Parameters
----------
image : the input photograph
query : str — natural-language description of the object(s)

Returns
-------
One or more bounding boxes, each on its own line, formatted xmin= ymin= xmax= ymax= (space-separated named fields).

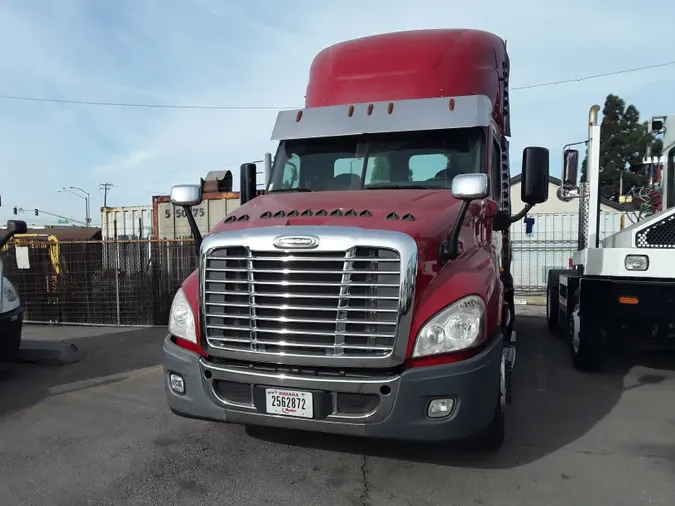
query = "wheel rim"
xmin=570 ymin=305 xmax=580 ymax=353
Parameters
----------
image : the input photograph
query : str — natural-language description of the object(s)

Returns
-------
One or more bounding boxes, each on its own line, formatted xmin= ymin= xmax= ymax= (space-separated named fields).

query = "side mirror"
xmin=441 ymin=174 xmax=490 ymax=265
xmin=170 ymin=184 xmax=202 ymax=207
xmin=169 ymin=184 xmax=203 ymax=256
xmin=0 ymin=220 xmax=28 ymax=249
xmin=240 ymin=163 xmax=257 ymax=205
xmin=451 ymin=173 xmax=489 ymax=200
xmin=521 ymin=147 xmax=550 ymax=205
xmin=562 ymin=149 xmax=579 ymax=188
xmin=7 ymin=220 xmax=28 ymax=236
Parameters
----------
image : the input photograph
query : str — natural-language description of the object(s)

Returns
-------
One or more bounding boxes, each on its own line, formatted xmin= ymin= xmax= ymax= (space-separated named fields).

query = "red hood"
xmin=210 ymin=190 xmax=464 ymax=248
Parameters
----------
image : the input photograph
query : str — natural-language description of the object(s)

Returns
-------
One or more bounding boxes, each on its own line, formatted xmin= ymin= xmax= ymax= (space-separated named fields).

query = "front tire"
xmin=471 ymin=357 xmax=507 ymax=452
xmin=569 ymin=293 xmax=607 ymax=372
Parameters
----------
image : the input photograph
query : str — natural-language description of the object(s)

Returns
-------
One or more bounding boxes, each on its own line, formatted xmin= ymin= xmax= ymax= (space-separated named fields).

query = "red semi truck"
xmin=163 ymin=29 xmax=549 ymax=451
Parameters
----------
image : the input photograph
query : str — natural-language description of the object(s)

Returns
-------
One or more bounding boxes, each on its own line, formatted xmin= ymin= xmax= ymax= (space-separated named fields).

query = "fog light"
xmin=427 ymin=398 xmax=455 ymax=418
xmin=169 ymin=373 xmax=185 ymax=395
xmin=625 ymin=255 xmax=648 ymax=271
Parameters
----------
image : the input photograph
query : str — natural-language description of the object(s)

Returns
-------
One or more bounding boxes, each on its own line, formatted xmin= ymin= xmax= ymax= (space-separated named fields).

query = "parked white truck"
xmin=547 ymin=106 xmax=675 ymax=371
xmin=0 ymin=220 xmax=28 ymax=361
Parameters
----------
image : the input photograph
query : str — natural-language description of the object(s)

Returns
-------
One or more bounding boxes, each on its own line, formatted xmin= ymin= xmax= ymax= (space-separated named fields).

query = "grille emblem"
xmin=273 ymin=235 xmax=319 ymax=249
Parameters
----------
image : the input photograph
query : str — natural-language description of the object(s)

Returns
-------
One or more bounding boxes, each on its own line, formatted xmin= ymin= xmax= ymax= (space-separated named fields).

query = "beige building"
xmin=510 ymin=174 xmax=624 ymax=215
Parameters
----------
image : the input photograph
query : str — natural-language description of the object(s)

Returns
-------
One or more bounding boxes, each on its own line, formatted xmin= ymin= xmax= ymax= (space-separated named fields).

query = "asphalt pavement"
xmin=1 ymin=308 xmax=674 ymax=506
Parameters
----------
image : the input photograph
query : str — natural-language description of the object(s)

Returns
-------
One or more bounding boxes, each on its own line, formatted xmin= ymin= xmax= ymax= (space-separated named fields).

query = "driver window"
xmin=281 ymin=154 xmax=300 ymax=189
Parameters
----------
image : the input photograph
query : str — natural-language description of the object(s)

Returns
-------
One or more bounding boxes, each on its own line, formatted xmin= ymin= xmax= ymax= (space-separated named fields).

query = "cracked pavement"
xmin=1 ymin=308 xmax=675 ymax=506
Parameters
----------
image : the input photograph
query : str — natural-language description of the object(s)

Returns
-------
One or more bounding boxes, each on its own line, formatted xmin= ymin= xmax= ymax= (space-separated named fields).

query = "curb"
xmin=514 ymin=295 xmax=546 ymax=306
xmin=17 ymin=340 xmax=81 ymax=365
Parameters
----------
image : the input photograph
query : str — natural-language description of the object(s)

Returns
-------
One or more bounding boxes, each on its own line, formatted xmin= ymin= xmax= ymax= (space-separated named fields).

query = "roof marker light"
xmin=347 ymin=105 xmax=354 ymax=117
xmin=295 ymin=110 xmax=303 ymax=122
xmin=387 ymin=102 xmax=394 ymax=114
xmin=367 ymin=104 xmax=374 ymax=116
xmin=449 ymin=98 xmax=455 ymax=111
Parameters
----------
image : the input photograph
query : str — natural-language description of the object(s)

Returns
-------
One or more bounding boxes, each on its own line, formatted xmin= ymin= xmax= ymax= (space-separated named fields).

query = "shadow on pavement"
xmin=0 ymin=326 xmax=166 ymax=419
xmin=247 ymin=315 xmax=675 ymax=469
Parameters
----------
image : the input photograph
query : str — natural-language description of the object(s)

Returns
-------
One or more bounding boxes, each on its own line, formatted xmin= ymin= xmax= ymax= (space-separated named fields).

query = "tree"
xmin=580 ymin=94 xmax=661 ymax=200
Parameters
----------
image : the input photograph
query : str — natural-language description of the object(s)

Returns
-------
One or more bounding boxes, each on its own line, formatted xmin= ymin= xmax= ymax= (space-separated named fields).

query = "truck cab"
xmin=0 ymin=220 xmax=28 ymax=361
xmin=163 ymin=29 xmax=549 ymax=451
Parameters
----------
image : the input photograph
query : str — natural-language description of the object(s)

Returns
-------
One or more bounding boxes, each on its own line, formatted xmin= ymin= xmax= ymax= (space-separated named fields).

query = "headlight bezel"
xmin=168 ymin=287 xmax=197 ymax=344
xmin=412 ymin=294 xmax=487 ymax=359
xmin=624 ymin=254 xmax=649 ymax=272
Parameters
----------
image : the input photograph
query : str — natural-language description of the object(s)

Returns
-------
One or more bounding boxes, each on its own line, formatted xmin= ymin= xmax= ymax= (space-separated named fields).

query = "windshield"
xmin=267 ymin=127 xmax=486 ymax=192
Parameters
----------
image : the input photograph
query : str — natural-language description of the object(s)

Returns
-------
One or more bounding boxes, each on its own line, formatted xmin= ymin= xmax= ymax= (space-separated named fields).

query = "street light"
xmin=58 ymin=186 xmax=91 ymax=227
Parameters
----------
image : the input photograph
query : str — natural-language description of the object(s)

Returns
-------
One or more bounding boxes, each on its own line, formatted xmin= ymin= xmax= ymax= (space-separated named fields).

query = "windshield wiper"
xmin=365 ymin=184 xmax=437 ymax=190
xmin=267 ymin=187 xmax=314 ymax=193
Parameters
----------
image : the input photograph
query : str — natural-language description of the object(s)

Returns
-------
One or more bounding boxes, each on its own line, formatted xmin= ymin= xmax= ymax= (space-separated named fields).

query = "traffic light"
xmin=13 ymin=207 xmax=17 ymax=215
xmin=34 ymin=208 xmax=39 ymax=216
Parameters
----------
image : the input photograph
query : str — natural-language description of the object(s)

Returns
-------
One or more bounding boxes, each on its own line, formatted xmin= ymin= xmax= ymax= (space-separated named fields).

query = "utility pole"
xmin=100 ymin=183 xmax=113 ymax=208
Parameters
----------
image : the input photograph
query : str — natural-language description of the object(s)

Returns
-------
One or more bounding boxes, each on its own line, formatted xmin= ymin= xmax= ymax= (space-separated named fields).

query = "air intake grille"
xmin=636 ymin=215 xmax=675 ymax=248
xmin=202 ymin=247 xmax=402 ymax=358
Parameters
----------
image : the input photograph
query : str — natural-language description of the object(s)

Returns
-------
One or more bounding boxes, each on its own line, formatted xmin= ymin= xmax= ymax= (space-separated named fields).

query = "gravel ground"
xmin=1 ymin=310 xmax=674 ymax=506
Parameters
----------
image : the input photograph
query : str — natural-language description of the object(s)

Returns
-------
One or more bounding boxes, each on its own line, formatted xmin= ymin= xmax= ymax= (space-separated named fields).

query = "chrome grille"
xmin=203 ymin=246 xmax=402 ymax=358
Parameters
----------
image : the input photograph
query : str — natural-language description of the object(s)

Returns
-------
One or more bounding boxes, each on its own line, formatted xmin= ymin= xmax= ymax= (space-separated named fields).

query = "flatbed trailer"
xmin=547 ymin=106 xmax=675 ymax=371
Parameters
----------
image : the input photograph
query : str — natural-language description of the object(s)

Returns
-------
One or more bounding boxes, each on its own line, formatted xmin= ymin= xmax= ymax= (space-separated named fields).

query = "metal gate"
xmin=511 ymin=212 xmax=623 ymax=293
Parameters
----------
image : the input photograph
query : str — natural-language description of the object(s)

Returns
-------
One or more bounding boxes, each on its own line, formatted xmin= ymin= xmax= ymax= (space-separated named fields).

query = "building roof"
xmin=509 ymin=174 xmax=623 ymax=211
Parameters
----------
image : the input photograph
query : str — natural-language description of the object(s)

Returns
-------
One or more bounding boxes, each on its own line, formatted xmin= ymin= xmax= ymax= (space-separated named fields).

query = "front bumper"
xmin=163 ymin=333 xmax=504 ymax=442
xmin=580 ymin=276 xmax=675 ymax=346
xmin=0 ymin=307 xmax=23 ymax=361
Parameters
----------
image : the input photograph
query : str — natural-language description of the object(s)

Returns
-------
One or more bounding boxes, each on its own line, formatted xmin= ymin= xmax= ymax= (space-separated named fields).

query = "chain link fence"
xmin=2 ymin=213 xmax=626 ymax=325
xmin=2 ymin=238 xmax=196 ymax=326
xmin=511 ymin=212 xmax=623 ymax=293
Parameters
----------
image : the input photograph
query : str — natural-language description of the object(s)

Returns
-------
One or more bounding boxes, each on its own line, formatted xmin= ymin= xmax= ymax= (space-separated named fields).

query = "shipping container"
xmin=100 ymin=205 xmax=154 ymax=273
xmin=101 ymin=205 xmax=154 ymax=240
xmin=153 ymin=193 xmax=241 ymax=240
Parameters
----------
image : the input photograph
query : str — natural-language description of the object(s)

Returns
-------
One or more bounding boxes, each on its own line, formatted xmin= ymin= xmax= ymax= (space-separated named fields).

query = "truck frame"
xmin=547 ymin=106 xmax=675 ymax=371
xmin=162 ymin=29 xmax=550 ymax=451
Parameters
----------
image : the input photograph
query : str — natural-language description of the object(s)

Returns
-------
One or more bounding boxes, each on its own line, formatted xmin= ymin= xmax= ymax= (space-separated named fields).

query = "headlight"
xmin=412 ymin=295 xmax=485 ymax=358
xmin=3 ymin=280 xmax=18 ymax=303
xmin=168 ymin=287 xmax=197 ymax=344
xmin=625 ymin=254 xmax=648 ymax=271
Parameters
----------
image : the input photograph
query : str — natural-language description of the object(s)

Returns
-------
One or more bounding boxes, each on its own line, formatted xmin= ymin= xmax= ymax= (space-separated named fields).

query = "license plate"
xmin=265 ymin=389 xmax=313 ymax=418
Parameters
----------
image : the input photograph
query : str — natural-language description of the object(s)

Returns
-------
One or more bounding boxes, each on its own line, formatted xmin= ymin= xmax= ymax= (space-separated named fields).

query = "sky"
xmin=1 ymin=0 xmax=674 ymax=227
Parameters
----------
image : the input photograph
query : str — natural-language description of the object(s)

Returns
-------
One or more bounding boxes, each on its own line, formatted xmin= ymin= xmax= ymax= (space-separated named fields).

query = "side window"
xmin=281 ymin=154 xmax=300 ymax=189
xmin=491 ymin=139 xmax=501 ymax=201
xmin=334 ymin=157 xmax=366 ymax=177
xmin=409 ymin=154 xmax=449 ymax=181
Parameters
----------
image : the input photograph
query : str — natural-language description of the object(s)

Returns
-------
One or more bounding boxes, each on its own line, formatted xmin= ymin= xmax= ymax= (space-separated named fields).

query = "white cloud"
xmin=1 ymin=0 xmax=674 ymax=224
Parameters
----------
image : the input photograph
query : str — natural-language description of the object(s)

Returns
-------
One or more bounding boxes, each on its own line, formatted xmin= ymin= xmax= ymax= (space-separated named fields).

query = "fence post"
xmin=114 ymin=220 xmax=121 ymax=325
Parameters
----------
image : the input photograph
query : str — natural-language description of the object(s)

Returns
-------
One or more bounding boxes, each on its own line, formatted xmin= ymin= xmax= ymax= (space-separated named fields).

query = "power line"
xmin=511 ymin=60 xmax=675 ymax=91
xmin=0 ymin=94 xmax=292 ymax=110
xmin=1 ymin=60 xmax=673 ymax=110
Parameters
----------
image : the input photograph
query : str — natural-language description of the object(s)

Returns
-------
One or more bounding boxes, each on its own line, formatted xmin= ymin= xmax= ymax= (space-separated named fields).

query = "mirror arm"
xmin=183 ymin=206 xmax=203 ymax=255
xmin=509 ymin=203 xmax=534 ymax=223
xmin=439 ymin=199 xmax=471 ymax=265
